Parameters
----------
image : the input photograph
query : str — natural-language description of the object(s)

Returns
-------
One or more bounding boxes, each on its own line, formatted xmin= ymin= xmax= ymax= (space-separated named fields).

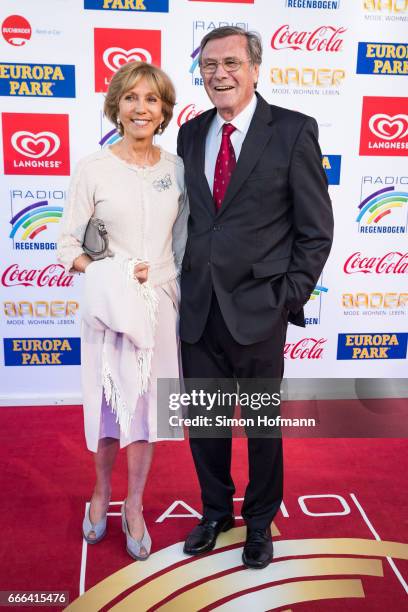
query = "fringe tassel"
xmin=101 ymin=261 xmax=159 ymax=438
xmin=102 ymin=345 xmax=154 ymax=437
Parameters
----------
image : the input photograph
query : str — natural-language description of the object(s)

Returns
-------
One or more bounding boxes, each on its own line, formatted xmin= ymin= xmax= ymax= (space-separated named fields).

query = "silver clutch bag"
xmin=82 ymin=217 xmax=111 ymax=260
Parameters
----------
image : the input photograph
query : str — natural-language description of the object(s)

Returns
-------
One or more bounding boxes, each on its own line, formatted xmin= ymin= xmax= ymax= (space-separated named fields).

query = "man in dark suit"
xmin=177 ymin=26 xmax=333 ymax=568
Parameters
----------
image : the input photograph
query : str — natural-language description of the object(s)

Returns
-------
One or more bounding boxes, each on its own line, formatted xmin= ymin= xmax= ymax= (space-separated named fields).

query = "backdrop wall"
xmin=0 ymin=0 xmax=407 ymax=403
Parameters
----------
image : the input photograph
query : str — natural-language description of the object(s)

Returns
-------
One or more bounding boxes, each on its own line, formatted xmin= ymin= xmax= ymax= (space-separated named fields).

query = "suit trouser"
xmin=181 ymin=292 xmax=287 ymax=530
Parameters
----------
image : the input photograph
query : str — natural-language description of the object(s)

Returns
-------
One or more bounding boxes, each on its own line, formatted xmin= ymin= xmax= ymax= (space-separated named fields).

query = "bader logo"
xmin=0 ymin=63 xmax=75 ymax=97
xmin=2 ymin=113 xmax=70 ymax=176
xmin=270 ymin=66 xmax=345 ymax=95
xmin=1 ymin=15 xmax=31 ymax=46
xmin=356 ymin=184 xmax=408 ymax=234
xmin=337 ymin=333 xmax=408 ymax=360
xmin=84 ymin=0 xmax=169 ymax=10
xmin=94 ymin=28 xmax=161 ymax=93
xmin=357 ymin=43 xmax=408 ymax=75
xmin=322 ymin=155 xmax=341 ymax=184
xmin=363 ymin=0 xmax=408 ymax=14
xmin=3 ymin=300 xmax=79 ymax=327
xmin=342 ymin=292 xmax=408 ymax=317
xmin=359 ymin=97 xmax=408 ymax=156
xmin=3 ymin=337 xmax=81 ymax=366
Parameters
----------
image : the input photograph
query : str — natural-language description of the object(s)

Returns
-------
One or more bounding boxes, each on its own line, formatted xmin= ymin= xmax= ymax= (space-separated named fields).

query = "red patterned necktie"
xmin=213 ymin=123 xmax=236 ymax=210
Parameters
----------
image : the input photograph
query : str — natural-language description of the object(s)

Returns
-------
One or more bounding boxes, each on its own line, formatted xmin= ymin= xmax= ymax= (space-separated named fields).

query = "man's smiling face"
xmin=200 ymin=35 xmax=259 ymax=120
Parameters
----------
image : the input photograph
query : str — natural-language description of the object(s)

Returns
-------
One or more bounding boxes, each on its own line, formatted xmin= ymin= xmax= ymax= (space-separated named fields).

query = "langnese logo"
xmin=85 ymin=0 xmax=169 ymax=10
xmin=9 ymin=187 xmax=66 ymax=251
xmin=4 ymin=300 xmax=79 ymax=327
xmin=359 ymin=97 xmax=408 ymax=156
xmin=342 ymin=292 xmax=408 ymax=317
xmin=0 ymin=63 xmax=75 ymax=97
xmin=337 ymin=333 xmax=408 ymax=360
xmin=356 ymin=183 xmax=408 ymax=234
xmin=285 ymin=0 xmax=341 ymax=8
xmin=94 ymin=28 xmax=161 ymax=93
xmin=2 ymin=113 xmax=70 ymax=176
xmin=270 ymin=66 xmax=345 ymax=95
xmin=322 ymin=155 xmax=341 ymax=184
xmin=270 ymin=25 xmax=346 ymax=52
xmin=190 ymin=20 xmax=248 ymax=86
xmin=357 ymin=43 xmax=408 ymax=76
xmin=305 ymin=283 xmax=328 ymax=325
xmin=284 ymin=338 xmax=327 ymax=359
xmin=1 ymin=15 xmax=31 ymax=46
xmin=3 ymin=337 xmax=81 ymax=366
xmin=343 ymin=251 xmax=408 ymax=274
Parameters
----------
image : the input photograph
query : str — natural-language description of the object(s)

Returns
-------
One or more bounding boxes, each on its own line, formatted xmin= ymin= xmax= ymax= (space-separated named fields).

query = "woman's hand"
xmin=134 ymin=262 xmax=149 ymax=284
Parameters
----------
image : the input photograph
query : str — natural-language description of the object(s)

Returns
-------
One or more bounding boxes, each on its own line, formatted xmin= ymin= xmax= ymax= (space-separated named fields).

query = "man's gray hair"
xmin=199 ymin=26 xmax=262 ymax=66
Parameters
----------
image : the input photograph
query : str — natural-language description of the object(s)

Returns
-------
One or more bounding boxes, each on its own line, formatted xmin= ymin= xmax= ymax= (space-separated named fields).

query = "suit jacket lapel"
xmin=217 ymin=94 xmax=274 ymax=216
xmin=193 ymin=108 xmax=216 ymax=209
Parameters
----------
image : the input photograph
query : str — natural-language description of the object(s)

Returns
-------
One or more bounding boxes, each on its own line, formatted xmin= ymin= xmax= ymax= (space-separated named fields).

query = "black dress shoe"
xmin=183 ymin=516 xmax=235 ymax=555
xmin=242 ymin=526 xmax=273 ymax=569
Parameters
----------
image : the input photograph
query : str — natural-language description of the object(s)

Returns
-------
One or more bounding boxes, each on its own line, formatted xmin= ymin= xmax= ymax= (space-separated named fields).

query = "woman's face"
xmin=117 ymin=77 xmax=164 ymax=142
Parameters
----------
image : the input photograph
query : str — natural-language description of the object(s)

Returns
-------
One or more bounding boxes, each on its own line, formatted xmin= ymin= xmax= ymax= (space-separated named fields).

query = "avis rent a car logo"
xmin=359 ymin=96 xmax=408 ymax=156
xmin=94 ymin=28 xmax=161 ymax=92
xmin=2 ymin=113 xmax=70 ymax=176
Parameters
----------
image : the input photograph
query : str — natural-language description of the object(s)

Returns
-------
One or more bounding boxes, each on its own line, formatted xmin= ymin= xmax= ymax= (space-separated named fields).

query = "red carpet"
xmin=0 ymin=405 xmax=407 ymax=611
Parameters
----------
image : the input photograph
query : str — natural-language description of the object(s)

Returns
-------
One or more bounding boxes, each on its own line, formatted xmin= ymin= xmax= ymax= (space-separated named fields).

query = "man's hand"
xmin=134 ymin=262 xmax=149 ymax=284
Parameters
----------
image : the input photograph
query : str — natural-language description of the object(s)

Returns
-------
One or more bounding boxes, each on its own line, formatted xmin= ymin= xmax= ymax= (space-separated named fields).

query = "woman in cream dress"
xmin=57 ymin=62 xmax=188 ymax=560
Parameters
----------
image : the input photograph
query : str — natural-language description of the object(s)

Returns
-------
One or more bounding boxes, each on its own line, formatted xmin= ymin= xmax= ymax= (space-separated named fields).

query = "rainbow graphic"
xmin=189 ymin=46 xmax=200 ymax=75
xmin=309 ymin=285 xmax=328 ymax=301
xmin=9 ymin=200 xmax=63 ymax=241
xmin=99 ymin=128 xmax=121 ymax=148
xmin=357 ymin=186 xmax=408 ymax=226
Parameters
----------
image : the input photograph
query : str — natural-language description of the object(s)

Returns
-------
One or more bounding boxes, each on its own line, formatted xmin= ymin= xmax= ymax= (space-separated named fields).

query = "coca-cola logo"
xmin=102 ymin=47 xmax=152 ymax=72
xmin=368 ymin=113 xmax=408 ymax=141
xmin=1 ymin=264 xmax=74 ymax=288
xmin=11 ymin=131 xmax=60 ymax=159
xmin=177 ymin=103 xmax=205 ymax=127
xmin=344 ymin=252 xmax=408 ymax=275
xmin=284 ymin=338 xmax=326 ymax=359
xmin=271 ymin=25 xmax=346 ymax=52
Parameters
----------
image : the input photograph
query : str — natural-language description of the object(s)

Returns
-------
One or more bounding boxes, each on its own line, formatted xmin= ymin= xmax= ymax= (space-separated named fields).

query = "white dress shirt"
xmin=205 ymin=94 xmax=257 ymax=195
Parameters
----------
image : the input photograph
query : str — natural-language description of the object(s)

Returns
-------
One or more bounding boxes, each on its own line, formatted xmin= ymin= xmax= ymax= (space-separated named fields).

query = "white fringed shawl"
xmin=82 ymin=256 xmax=158 ymax=436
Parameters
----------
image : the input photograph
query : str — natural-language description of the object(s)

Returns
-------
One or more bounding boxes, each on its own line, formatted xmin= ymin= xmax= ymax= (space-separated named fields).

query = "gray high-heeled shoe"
xmin=121 ymin=502 xmax=152 ymax=560
xmin=82 ymin=505 xmax=107 ymax=544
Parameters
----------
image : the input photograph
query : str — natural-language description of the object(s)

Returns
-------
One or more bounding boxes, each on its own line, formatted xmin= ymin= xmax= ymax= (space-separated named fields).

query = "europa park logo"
xmin=2 ymin=113 xmax=70 ymax=176
xmin=94 ymin=28 xmax=161 ymax=92
xmin=271 ymin=25 xmax=346 ymax=52
xmin=359 ymin=97 xmax=408 ymax=156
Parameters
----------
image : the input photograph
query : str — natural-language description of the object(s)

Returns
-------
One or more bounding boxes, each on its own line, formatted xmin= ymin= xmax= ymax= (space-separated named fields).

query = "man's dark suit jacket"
xmin=177 ymin=93 xmax=334 ymax=346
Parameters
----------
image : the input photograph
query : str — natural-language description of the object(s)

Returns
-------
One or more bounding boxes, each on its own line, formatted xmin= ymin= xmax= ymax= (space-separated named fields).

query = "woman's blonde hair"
xmin=104 ymin=62 xmax=176 ymax=136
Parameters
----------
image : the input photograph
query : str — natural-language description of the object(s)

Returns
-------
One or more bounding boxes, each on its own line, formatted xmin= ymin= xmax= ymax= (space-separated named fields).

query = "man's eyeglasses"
xmin=200 ymin=58 xmax=250 ymax=74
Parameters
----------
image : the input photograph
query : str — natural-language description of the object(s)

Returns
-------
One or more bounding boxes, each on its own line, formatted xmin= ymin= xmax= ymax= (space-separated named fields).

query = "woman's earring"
xmin=157 ymin=123 xmax=163 ymax=135
xmin=116 ymin=116 xmax=121 ymax=129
